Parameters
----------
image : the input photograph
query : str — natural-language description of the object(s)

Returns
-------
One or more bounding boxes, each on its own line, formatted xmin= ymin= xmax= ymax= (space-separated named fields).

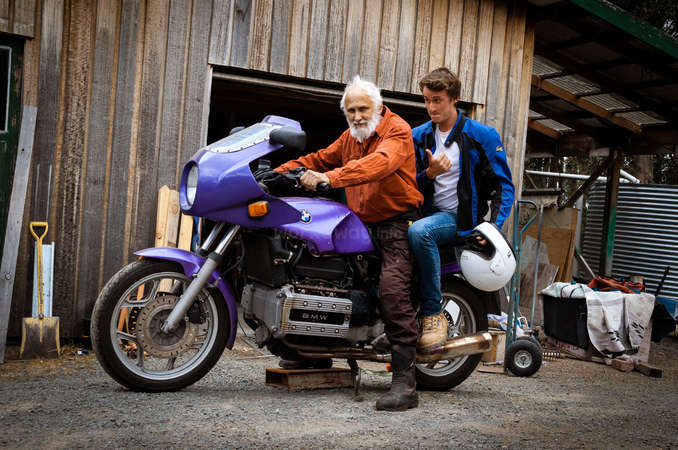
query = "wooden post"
xmin=0 ymin=106 xmax=37 ymax=363
xmin=599 ymin=148 xmax=622 ymax=276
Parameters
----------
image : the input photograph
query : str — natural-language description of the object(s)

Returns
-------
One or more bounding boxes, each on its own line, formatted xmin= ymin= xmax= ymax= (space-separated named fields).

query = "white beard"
xmin=348 ymin=113 xmax=382 ymax=143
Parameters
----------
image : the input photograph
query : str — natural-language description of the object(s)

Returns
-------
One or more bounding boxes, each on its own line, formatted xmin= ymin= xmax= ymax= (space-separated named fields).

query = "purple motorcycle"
xmin=91 ymin=115 xmax=497 ymax=393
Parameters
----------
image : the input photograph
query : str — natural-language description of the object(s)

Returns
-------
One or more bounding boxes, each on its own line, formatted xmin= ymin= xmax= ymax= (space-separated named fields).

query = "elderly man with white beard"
xmin=275 ymin=76 xmax=424 ymax=411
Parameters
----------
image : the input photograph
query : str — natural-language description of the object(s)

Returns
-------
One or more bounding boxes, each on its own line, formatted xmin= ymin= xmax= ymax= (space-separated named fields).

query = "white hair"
xmin=340 ymin=75 xmax=383 ymax=112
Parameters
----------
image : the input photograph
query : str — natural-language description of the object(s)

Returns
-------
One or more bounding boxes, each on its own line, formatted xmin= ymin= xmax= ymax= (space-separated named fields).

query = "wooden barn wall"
xmin=0 ymin=0 xmax=38 ymax=37
xmin=208 ymin=0 xmax=533 ymax=194
xmin=8 ymin=0 xmax=533 ymax=338
xmin=9 ymin=0 xmax=213 ymax=338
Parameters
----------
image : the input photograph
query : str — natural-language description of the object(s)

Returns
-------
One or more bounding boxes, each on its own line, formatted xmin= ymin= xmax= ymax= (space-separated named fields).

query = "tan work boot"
xmin=418 ymin=312 xmax=449 ymax=352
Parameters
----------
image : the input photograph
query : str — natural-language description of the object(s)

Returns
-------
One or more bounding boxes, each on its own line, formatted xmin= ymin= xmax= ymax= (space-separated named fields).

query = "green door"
xmin=0 ymin=36 xmax=24 ymax=262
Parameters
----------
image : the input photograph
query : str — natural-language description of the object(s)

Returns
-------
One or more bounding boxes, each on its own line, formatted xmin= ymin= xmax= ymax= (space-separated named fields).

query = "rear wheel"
xmin=415 ymin=281 xmax=487 ymax=390
xmin=91 ymin=259 xmax=229 ymax=392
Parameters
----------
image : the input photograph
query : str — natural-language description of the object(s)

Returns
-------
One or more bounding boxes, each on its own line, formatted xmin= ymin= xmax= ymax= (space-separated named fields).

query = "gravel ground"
xmin=1 ymin=330 xmax=677 ymax=449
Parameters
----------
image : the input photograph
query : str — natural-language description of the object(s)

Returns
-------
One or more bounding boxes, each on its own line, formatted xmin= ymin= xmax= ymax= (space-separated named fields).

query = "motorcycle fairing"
xmin=134 ymin=247 xmax=238 ymax=349
xmin=179 ymin=115 xmax=302 ymax=228
xmin=277 ymin=197 xmax=374 ymax=254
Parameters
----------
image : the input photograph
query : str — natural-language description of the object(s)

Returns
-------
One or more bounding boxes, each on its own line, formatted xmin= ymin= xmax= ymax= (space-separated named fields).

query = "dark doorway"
xmin=208 ymin=69 xmax=430 ymax=169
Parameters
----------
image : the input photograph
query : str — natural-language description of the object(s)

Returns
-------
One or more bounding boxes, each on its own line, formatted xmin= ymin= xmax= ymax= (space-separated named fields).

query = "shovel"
xmin=20 ymin=222 xmax=60 ymax=359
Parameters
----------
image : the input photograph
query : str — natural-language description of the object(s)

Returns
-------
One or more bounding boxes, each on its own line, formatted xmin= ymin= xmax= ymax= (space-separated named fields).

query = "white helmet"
xmin=459 ymin=222 xmax=516 ymax=292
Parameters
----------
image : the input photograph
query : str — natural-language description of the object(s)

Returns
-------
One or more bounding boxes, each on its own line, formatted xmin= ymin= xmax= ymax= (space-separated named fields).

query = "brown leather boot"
xmin=418 ymin=312 xmax=449 ymax=352
xmin=376 ymin=344 xmax=418 ymax=411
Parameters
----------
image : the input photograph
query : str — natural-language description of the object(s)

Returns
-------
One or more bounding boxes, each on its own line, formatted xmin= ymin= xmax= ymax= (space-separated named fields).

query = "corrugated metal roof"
xmin=532 ymin=56 xmax=564 ymax=77
xmin=616 ymin=111 xmax=668 ymax=126
xmin=581 ymin=183 xmax=678 ymax=300
xmin=538 ymin=119 xmax=574 ymax=132
xmin=583 ymin=93 xmax=637 ymax=112
xmin=548 ymin=75 xmax=601 ymax=96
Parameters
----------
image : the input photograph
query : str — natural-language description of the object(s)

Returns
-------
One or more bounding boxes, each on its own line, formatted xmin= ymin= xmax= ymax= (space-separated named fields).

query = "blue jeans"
xmin=408 ymin=211 xmax=462 ymax=316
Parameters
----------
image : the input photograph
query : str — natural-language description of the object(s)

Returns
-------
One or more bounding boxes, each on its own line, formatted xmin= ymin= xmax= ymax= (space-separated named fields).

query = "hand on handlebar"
xmin=300 ymin=170 xmax=331 ymax=191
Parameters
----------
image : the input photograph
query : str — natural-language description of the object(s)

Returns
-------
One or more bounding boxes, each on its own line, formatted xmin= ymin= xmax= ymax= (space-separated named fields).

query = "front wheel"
xmin=91 ymin=259 xmax=230 ymax=392
xmin=415 ymin=280 xmax=487 ymax=390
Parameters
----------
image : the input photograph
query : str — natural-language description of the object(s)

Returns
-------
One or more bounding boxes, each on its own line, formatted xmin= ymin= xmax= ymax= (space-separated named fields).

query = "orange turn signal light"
xmin=248 ymin=200 xmax=269 ymax=218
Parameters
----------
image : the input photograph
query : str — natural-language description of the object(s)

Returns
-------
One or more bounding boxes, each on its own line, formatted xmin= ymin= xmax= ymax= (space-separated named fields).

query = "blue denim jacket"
xmin=411 ymin=111 xmax=514 ymax=235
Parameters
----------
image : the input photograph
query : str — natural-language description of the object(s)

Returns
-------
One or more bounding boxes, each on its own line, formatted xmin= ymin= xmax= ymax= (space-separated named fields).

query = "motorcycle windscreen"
xmin=277 ymin=198 xmax=374 ymax=254
xmin=179 ymin=116 xmax=304 ymax=228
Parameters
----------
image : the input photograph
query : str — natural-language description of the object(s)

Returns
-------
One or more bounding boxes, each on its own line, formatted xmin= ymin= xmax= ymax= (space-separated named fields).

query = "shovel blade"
xmin=20 ymin=317 xmax=61 ymax=359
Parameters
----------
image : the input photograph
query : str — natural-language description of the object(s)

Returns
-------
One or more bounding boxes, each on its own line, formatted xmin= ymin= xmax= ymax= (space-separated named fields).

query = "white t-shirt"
xmin=432 ymin=127 xmax=460 ymax=213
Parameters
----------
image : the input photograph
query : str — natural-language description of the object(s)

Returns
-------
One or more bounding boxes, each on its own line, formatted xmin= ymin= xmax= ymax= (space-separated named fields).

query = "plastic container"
xmin=542 ymin=294 xmax=589 ymax=349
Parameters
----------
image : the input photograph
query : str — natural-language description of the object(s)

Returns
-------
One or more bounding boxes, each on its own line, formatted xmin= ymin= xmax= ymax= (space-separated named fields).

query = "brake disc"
xmin=136 ymin=295 xmax=199 ymax=358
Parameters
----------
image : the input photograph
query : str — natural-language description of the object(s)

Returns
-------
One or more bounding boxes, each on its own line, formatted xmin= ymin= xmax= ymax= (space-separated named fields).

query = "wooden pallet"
xmin=265 ymin=367 xmax=354 ymax=390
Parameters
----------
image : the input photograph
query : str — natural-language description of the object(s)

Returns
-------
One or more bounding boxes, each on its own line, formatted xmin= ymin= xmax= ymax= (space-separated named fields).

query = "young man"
xmin=409 ymin=68 xmax=515 ymax=351
xmin=276 ymin=76 xmax=423 ymax=411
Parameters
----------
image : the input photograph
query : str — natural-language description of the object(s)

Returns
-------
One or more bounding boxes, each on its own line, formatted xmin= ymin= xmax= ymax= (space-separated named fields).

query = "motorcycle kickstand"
xmin=347 ymin=359 xmax=363 ymax=402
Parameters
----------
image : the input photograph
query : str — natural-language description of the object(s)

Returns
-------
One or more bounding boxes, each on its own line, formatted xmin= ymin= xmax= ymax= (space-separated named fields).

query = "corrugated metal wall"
xmin=581 ymin=183 xmax=678 ymax=300
xmin=6 ymin=0 xmax=533 ymax=338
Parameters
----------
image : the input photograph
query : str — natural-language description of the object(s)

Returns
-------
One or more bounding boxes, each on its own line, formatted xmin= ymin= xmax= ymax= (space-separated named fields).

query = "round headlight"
xmin=186 ymin=164 xmax=198 ymax=206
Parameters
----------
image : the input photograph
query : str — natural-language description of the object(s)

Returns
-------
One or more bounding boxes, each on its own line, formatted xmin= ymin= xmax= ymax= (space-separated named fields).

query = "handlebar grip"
xmin=316 ymin=182 xmax=330 ymax=194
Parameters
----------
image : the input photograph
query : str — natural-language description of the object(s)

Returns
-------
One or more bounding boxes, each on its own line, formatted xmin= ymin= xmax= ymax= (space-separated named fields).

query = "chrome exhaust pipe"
xmin=415 ymin=332 xmax=492 ymax=363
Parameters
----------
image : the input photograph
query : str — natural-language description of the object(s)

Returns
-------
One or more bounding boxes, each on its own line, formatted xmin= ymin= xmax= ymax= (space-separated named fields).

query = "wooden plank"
xmin=0 ymin=0 xmax=8 ymax=33
xmin=443 ymin=0 xmax=463 ymax=77
xmin=178 ymin=214 xmax=194 ymax=251
xmin=77 ymin=0 xmax=120 ymax=323
xmin=249 ymin=0 xmax=273 ymax=71
xmin=265 ymin=367 xmax=354 ymax=390
xmin=458 ymin=0 xmax=479 ymax=102
xmin=306 ymin=0 xmax=328 ymax=79
xmin=157 ymin=0 xmax=190 ymax=191
xmin=0 ymin=106 xmax=37 ymax=363
xmin=288 ymin=0 xmax=311 ymax=77
xmin=103 ymin=0 xmax=143 ymax=284
xmin=180 ymin=0 xmax=213 ymax=167
xmin=269 ymin=0 xmax=292 ymax=74
xmin=208 ymin=0 xmax=234 ymax=65
xmin=230 ymin=0 xmax=252 ymax=68
xmin=155 ymin=185 xmax=171 ymax=247
xmin=393 ymin=0 xmax=416 ymax=92
xmin=323 ymin=0 xmax=347 ymax=82
xmin=129 ymin=0 xmax=170 ymax=259
xmin=377 ymin=0 xmax=400 ymax=90
xmin=167 ymin=189 xmax=180 ymax=248
xmin=513 ymin=12 xmax=534 ymax=201
xmin=427 ymin=0 xmax=447 ymax=71
xmin=341 ymin=0 xmax=363 ymax=83
xmin=30 ymin=0 xmax=64 ymax=331
xmin=611 ymin=358 xmax=634 ymax=373
xmin=11 ymin=0 xmax=37 ymax=37
xmin=500 ymin=0 xmax=525 ymax=171
xmin=471 ymin=0 xmax=493 ymax=105
xmin=635 ymin=362 xmax=662 ymax=378
xmin=359 ymin=0 xmax=382 ymax=83
xmin=486 ymin=0 xmax=508 ymax=137
xmin=410 ymin=0 xmax=432 ymax=93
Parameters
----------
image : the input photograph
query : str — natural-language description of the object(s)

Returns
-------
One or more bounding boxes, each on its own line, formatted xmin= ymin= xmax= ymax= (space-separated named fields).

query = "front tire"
xmin=415 ymin=280 xmax=487 ymax=390
xmin=91 ymin=259 xmax=230 ymax=392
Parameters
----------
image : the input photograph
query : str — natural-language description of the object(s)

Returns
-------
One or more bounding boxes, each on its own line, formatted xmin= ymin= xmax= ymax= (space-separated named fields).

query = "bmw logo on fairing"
xmin=300 ymin=210 xmax=312 ymax=223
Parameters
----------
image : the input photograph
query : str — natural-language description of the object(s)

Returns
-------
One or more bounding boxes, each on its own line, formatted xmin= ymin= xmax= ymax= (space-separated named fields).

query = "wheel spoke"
xmin=116 ymin=330 xmax=137 ymax=342
xmin=137 ymin=343 xmax=145 ymax=368
xmin=166 ymin=358 xmax=176 ymax=370
xmin=147 ymin=280 xmax=161 ymax=301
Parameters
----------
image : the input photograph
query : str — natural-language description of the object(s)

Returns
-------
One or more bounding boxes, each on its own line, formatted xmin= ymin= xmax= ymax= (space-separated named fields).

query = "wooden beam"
xmin=534 ymin=43 xmax=676 ymax=123
xmin=532 ymin=75 xmax=643 ymax=134
xmin=529 ymin=101 xmax=604 ymax=139
xmin=528 ymin=118 xmax=561 ymax=140
xmin=0 ymin=106 xmax=37 ymax=364
xmin=599 ymin=148 xmax=622 ymax=276
xmin=559 ymin=151 xmax=614 ymax=210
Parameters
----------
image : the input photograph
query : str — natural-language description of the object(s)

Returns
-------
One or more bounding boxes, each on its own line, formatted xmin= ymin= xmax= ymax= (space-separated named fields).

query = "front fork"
xmin=161 ymin=224 xmax=240 ymax=333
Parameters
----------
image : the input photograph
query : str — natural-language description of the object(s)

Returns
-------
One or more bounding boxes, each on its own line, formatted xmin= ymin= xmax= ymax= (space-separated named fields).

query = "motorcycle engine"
xmin=241 ymin=283 xmax=376 ymax=345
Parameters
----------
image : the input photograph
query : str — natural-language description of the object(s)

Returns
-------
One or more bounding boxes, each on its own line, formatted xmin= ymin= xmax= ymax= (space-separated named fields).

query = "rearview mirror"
xmin=269 ymin=127 xmax=306 ymax=151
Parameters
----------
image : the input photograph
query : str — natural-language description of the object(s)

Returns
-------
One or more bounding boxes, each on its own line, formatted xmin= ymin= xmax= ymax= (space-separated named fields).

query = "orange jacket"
xmin=276 ymin=106 xmax=423 ymax=223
